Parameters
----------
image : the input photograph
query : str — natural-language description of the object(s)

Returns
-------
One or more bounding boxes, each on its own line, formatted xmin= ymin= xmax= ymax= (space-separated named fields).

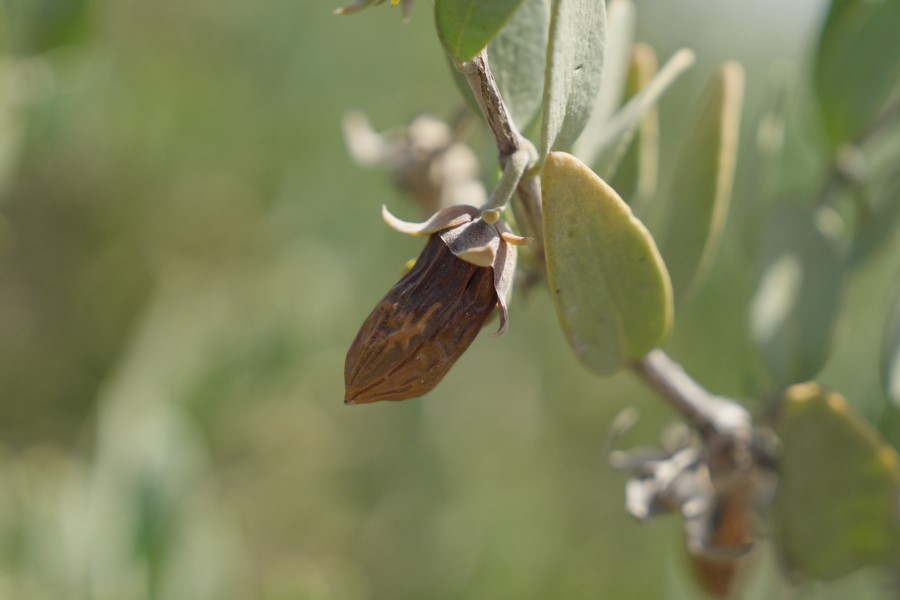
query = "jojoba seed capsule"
xmin=344 ymin=234 xmax=497 ymax=404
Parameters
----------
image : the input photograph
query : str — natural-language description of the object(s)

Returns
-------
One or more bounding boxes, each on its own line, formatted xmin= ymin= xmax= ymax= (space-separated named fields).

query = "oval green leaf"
xmin=487 ymin=0 xmax=549 ymax=130
xmin=775 ymin=382 xmax=900 ymax=580
xmin=540 ymin=0 xmax=606 ymax=156
xmin=815 ymin=0 xmax=900 ymax=148
xmin=435 ymin=0 xmax=526 ymax=62
xmin=658 ymin=62 xmax=744 ymax=305
xmin=749 ymin=205 xmax=843 ymax=388
xmin=542 ymin=151 xmax=673 ymax=375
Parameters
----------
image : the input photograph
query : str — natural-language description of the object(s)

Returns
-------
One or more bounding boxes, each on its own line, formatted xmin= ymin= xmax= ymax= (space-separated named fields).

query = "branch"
xmin=455 ymin=52 xmax=544 ymax=256
xmin=630 ymin=350 xmax=751 ymax=443
xmin=455 ymin=50 xmax=759 ymax=464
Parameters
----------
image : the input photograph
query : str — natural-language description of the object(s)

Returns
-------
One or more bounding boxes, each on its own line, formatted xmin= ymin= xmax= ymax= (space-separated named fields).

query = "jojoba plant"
xmin=338 ymin=0 xmax=900 ymax=596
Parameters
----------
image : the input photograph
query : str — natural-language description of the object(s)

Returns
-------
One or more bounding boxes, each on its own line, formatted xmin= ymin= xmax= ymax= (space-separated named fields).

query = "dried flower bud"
xmin=341 ymin=112 xmax=486 ymax=214
xmin=344 ymin=234 xmax=496 ymax=404
xmin=344 ymin=204 xmax=531 ymax=404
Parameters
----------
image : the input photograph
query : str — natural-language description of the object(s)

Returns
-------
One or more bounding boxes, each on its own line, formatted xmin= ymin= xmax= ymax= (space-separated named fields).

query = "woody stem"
xmin=480 ymin=147 xmax=533 ymax=216
xmin=455 ymin=52 xmax=544 ymax=255
xmin=456 ymin=48 xmax=756 ymax=451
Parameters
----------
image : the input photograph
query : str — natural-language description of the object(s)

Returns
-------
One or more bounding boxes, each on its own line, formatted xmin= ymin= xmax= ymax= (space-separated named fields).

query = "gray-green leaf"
xmin=542 ymin=151 xmax=672 ymax=375
xmin=540 ymin=0 xmax=606 ymax=157
xmin=609 ymin=43 xmax=659 ymax=209
xmin=659 ymin=62 xmax=744 ymax=305
xmin=815 ymin=0 xmax=900 ymax=148
xmin=488 ymin=0 xmax=549 ymax=130
xmin=749 ymin=205 xmax=843 ymax=388
xmin=435 ymin=0 xmax=526 ymax=62
xmin=572 ymin=0 xmax=635 ymax=150
xmin=775 ymin=382 xmax=900 ymax=580
xmin=575 ymin=48 xmax=695 ymax=177
xmin=849 ymin=168 xmax=900 ymax=265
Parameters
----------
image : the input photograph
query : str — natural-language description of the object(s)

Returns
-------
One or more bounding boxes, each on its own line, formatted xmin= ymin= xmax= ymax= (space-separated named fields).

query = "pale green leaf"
xmin=815 ymin=0 xmax=900 ymax=147
xmin=488 ymin=0 xmax=549 ymax=130
xmin=572 ymin=0 xmax=635 ymax=150
xmin=575 ymin=48 xmax=695 ymax=175
xmin=542 ymin=151 xmax=672 ymax=375
xmin=570 ymin=0 xmax=636 ymax=169
xmin=659 ymin=62 xmax=744 ymax=305
xmin=435 ymin=0 xmax=526 ymax=62
xmin=883 ymin=286 xmax=900 ymax=407
xmin=849 ymin=168 xmax=900 ymax=265
xmin=609 ymin=43 xmax=659 ymax=209
xmin=775 ymin=383 xmax=900 ymax=580
xmin=749 ymin=206 xmax=843 ymax=388
xmin=540 ymin=0 xmax=606 ymax=156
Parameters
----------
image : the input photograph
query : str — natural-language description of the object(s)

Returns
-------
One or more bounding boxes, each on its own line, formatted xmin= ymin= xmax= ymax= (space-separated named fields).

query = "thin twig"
xmin=630 ymin=350 xmax=751 ymax=442
xmin=454 ymin=52 xmax=544 ymax=256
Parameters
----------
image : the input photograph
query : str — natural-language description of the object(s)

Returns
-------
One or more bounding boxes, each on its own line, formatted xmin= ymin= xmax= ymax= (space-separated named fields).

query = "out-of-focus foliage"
xmin=0 ymin=0 xmax=898 ymax=599
xmin=1 ymin=0 xmax=91 ymax=56
xmin=775 ymin=383 xmax=900 ymax=580
xmin=658 ymin=62 xmax=743 ymax=306
xmin=750 ymin=205 xmax=843 ymax=388
xmin=814 ymin=0 xmax=900 ymax=148
xmin=609 ymin=42 xmax=659 ymax=208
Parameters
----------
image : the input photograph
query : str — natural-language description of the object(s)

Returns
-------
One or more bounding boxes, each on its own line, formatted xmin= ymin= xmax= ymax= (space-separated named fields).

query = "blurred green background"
xmin=0 ymin=0 xmax=898 ymax=598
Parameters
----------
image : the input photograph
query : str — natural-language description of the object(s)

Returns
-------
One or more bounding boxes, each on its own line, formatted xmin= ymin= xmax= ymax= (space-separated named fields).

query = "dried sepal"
xmin=382 ymin=204 xmax=477 ymax=236
xmin=382 ymin=204 xmax=528 ymax=336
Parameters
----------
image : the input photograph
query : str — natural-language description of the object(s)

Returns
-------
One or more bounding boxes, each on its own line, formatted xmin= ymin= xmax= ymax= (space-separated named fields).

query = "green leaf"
xmin=540 ymin=0 xmax=606 ymax=156
xmin=573 ymin=0 xmax=635 ymax=146
xmin=849 ymin=168 xmax=900 ymax=265
xmin=487 ymin=0 xmax=549 ymax=130
xmin=658 ymin=62 xmax=744 ymax=305
xmin=883 ymin=285 xmax=900 ymax=408
xmin=609 ymin=43 xmax=659 ymax=209
xmin=435 ymin=0 xmax=526 ymax=62
xmin=573 ymin=48 xmax=695 ymax=176
xmin=750 ymin=205 xmax=843 ymax=388
xmin=775 ymin=382 xmax=900 ymax=580
xmin=542 ymin=151 xmax=672 ymax=375
xmin=815 ymin=0 xmax=900 ymax=148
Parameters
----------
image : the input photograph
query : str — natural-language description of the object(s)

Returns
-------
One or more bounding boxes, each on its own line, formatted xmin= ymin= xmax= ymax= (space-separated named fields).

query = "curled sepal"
xmin=382 ymin=204 xmax=477 ymax=236
xmin=440 ymin=218 xmax=521 ymax=335
xmin=381 ymin=203 xmax=525 ymax=335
